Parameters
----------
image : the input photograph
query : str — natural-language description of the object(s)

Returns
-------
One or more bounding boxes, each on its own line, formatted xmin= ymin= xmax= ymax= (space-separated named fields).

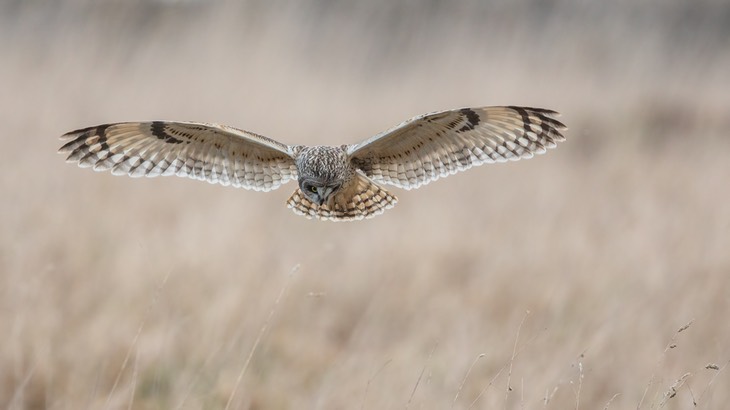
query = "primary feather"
xmin=59 ymin=121 xmax=298 ymax=191
xmin=348 ymin=106 xmax=566 ymax=190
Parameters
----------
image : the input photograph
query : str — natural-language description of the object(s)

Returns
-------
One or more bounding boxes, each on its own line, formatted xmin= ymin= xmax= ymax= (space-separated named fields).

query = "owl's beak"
xmin=315 ymin=186 xmax=327 ymax=205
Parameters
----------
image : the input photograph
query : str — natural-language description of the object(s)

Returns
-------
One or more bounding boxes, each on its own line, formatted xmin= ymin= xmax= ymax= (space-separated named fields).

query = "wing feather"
xmin=348 ymin=106 xmax=566 ymax=189
xmin=60 ymin=121 xmax=298 ymax=191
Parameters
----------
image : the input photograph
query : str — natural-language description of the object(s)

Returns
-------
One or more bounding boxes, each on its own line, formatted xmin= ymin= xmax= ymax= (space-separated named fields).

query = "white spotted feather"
xmin=59 ymin=121 xmax=298 ymax=191
xmin=348 ymin=106 xmax=566 ymax=190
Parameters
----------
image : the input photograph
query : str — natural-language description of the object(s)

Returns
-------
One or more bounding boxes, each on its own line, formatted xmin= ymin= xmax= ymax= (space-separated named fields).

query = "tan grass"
xmin=2 ymin=1 xmax=730 ymax=409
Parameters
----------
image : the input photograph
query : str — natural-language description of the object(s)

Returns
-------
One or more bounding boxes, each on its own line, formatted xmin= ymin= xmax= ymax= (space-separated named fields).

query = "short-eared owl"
xmin=60 ymin=106 xmax=566 ymax=221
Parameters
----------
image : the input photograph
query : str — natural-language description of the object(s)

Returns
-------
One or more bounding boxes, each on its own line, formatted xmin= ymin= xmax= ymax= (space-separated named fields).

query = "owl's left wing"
xmin=348 ymin=106 xmax=566 ymax=190
xmin=60 ymin=121 xmax=298 ymax=191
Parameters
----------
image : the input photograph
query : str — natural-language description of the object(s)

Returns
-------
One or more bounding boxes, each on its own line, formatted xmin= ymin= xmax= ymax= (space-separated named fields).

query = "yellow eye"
xmin=310 ymin=186 xmax=318 ymax=193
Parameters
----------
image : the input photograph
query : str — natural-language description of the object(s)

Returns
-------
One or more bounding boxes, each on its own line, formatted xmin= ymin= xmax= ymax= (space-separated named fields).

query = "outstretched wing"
xmin=348 ymin=106 xmax=566 ymax=190
xmin=59 ymin=121 xmax=298 ymax=191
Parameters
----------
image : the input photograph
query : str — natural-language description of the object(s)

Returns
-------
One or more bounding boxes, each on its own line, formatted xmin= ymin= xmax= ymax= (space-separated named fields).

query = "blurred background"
xmin=2 ymin=0 xmax=729 ymax=408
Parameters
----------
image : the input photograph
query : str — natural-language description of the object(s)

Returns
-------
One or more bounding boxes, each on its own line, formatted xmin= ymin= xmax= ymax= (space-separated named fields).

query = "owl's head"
xmin=294 ymin=146 xmax=350 ymax=206
xmin=299 ymin=177 xmax=342 ymax=206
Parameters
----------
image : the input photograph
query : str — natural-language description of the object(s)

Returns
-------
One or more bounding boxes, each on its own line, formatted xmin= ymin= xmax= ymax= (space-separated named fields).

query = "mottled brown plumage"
xmin=59 ymin=106 xmax=566 ymax=221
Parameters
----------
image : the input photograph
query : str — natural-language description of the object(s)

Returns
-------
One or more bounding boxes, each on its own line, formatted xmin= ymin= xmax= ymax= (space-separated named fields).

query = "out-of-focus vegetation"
xmin=1 ymin=1 xmax=729 ymax=408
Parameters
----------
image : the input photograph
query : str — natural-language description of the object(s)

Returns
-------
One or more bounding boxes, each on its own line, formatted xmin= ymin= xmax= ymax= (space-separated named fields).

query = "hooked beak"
xmin=317 ymin=186 xmax=339 ymax=205
xmin=315 ymin=187 xmax=326 ymax=205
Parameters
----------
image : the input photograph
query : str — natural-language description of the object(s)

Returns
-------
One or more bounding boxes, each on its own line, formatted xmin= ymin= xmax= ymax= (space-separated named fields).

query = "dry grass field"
xmin=2 ymin=1 xmax=730 ymax=408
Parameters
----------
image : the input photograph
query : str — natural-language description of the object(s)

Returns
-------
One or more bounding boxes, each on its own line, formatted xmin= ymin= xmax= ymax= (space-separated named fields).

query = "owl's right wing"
xmin=60 ymin=121 xmax=298 ymax=191
xmin=348 ymin=106 xmax=566 ymax=190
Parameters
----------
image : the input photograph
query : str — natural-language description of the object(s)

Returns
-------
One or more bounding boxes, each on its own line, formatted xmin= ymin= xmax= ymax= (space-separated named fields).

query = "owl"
xmin=59 ymin=106 xmax=566 ymax=221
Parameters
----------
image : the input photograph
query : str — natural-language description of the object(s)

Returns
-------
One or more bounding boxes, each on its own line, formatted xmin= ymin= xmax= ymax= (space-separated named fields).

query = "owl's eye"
xmin=310 ymin=186 xmax=318 ymax=193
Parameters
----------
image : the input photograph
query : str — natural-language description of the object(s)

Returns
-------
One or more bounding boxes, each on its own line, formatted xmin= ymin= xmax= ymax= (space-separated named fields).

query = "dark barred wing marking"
xmin=348 ymin=106 xmax=566 ymax=190
xmin=59 ymin=121 xmax=298 ymax=191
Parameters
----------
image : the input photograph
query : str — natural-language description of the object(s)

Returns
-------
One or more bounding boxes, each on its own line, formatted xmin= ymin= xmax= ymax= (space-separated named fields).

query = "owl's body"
xmin=289 ymin=145 xmax=397 ymax=220
xmin=60 ymin=106 xmax=566 ymax=221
